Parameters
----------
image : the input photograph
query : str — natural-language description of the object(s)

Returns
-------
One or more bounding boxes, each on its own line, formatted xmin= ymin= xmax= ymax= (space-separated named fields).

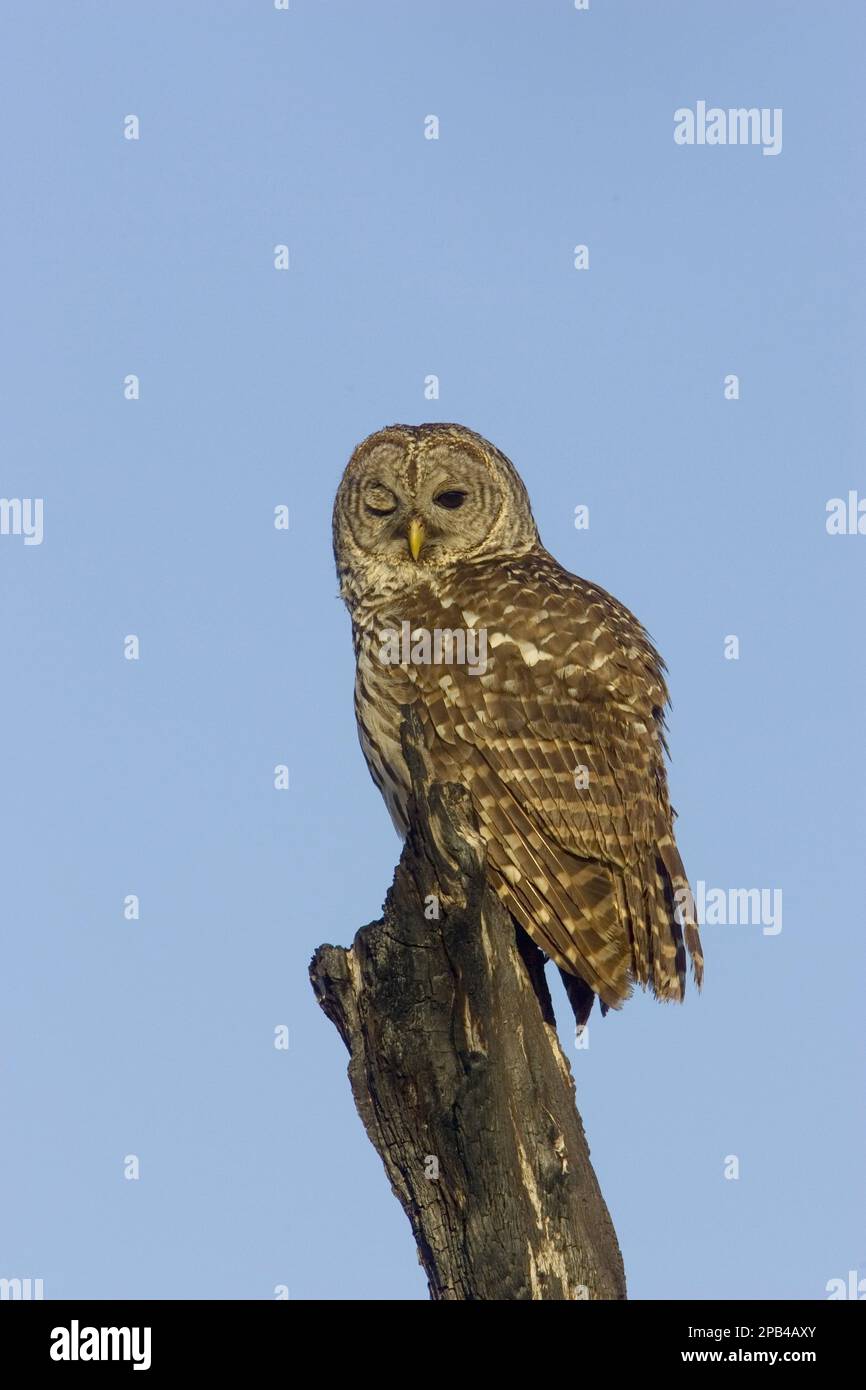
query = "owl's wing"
xmin=396 ymin=553 xmax=703 ymax=1010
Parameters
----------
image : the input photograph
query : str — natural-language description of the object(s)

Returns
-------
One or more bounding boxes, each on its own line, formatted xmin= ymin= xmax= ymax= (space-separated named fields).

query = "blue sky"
xmin=1 ymin=1 xmax=863 ymax=1300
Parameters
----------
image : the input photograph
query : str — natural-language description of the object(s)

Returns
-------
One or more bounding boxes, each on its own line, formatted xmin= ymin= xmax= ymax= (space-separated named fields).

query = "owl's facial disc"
xmin=345 ymin=439 xmax=509 ymax=569
xmin=333 ymin=424 xmax=541 ymax=600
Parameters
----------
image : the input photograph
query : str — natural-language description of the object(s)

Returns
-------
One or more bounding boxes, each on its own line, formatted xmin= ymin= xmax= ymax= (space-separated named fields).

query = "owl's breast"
xmin=353 ymin=631 xmax=416 ymax=838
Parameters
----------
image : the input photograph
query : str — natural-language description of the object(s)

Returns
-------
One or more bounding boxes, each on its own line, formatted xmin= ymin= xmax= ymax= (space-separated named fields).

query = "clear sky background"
xmin=1 ymin=1 xmax=863 ymax=1301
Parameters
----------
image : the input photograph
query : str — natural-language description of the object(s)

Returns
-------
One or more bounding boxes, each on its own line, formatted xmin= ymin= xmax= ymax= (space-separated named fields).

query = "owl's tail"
xmin=625 ymin=836 xmax=704 ymax=1002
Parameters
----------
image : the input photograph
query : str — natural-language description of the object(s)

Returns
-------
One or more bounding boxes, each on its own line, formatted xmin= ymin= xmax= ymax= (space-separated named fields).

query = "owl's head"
xmin=333 ymin=422 xmax=540 ymax=602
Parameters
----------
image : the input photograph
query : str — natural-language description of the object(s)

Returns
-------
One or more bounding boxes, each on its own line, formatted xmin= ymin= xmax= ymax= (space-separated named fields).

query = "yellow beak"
xmin=407 ymin=517 xmax=426 ymax=562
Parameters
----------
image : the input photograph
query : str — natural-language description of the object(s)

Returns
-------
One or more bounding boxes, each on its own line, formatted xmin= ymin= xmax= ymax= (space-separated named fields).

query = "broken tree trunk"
xmin=309 ymin=709 xmax=627 ymax=1301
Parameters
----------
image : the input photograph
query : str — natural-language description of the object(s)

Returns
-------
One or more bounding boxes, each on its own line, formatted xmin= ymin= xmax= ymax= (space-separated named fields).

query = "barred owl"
xmin=332 ymin=422 xmax=702 ymax=1026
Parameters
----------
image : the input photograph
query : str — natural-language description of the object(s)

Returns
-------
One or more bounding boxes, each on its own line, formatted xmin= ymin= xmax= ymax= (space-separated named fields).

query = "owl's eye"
xmin=364 ymin=485 xmax=398 ymax=517
xmin=434 ymin=490 xmax=467 ymax=510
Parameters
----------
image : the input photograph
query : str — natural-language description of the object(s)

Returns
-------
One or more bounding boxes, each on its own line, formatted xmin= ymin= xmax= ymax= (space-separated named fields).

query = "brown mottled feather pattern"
xmin=351 ymin=549 xmax=703 ymax=1011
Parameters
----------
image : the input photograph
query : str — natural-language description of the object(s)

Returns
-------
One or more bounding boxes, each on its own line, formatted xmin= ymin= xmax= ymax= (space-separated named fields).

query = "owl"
xmin=332 ymin=422 xmax=702 ymax=1027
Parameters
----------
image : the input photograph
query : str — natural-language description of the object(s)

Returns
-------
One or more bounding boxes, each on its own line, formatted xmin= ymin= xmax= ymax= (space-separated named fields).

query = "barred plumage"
xmin=333 ymin=422 xmax=703 ymax=1025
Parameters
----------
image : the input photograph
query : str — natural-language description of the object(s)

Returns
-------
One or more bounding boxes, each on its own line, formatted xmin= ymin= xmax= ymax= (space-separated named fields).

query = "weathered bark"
xmin=309 ymin=709 xmax=627 ymax=1301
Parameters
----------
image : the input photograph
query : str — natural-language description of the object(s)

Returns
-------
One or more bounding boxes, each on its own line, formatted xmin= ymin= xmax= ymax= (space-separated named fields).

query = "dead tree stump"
xmin=309 ymin=709 xmax=627 ymax=1301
